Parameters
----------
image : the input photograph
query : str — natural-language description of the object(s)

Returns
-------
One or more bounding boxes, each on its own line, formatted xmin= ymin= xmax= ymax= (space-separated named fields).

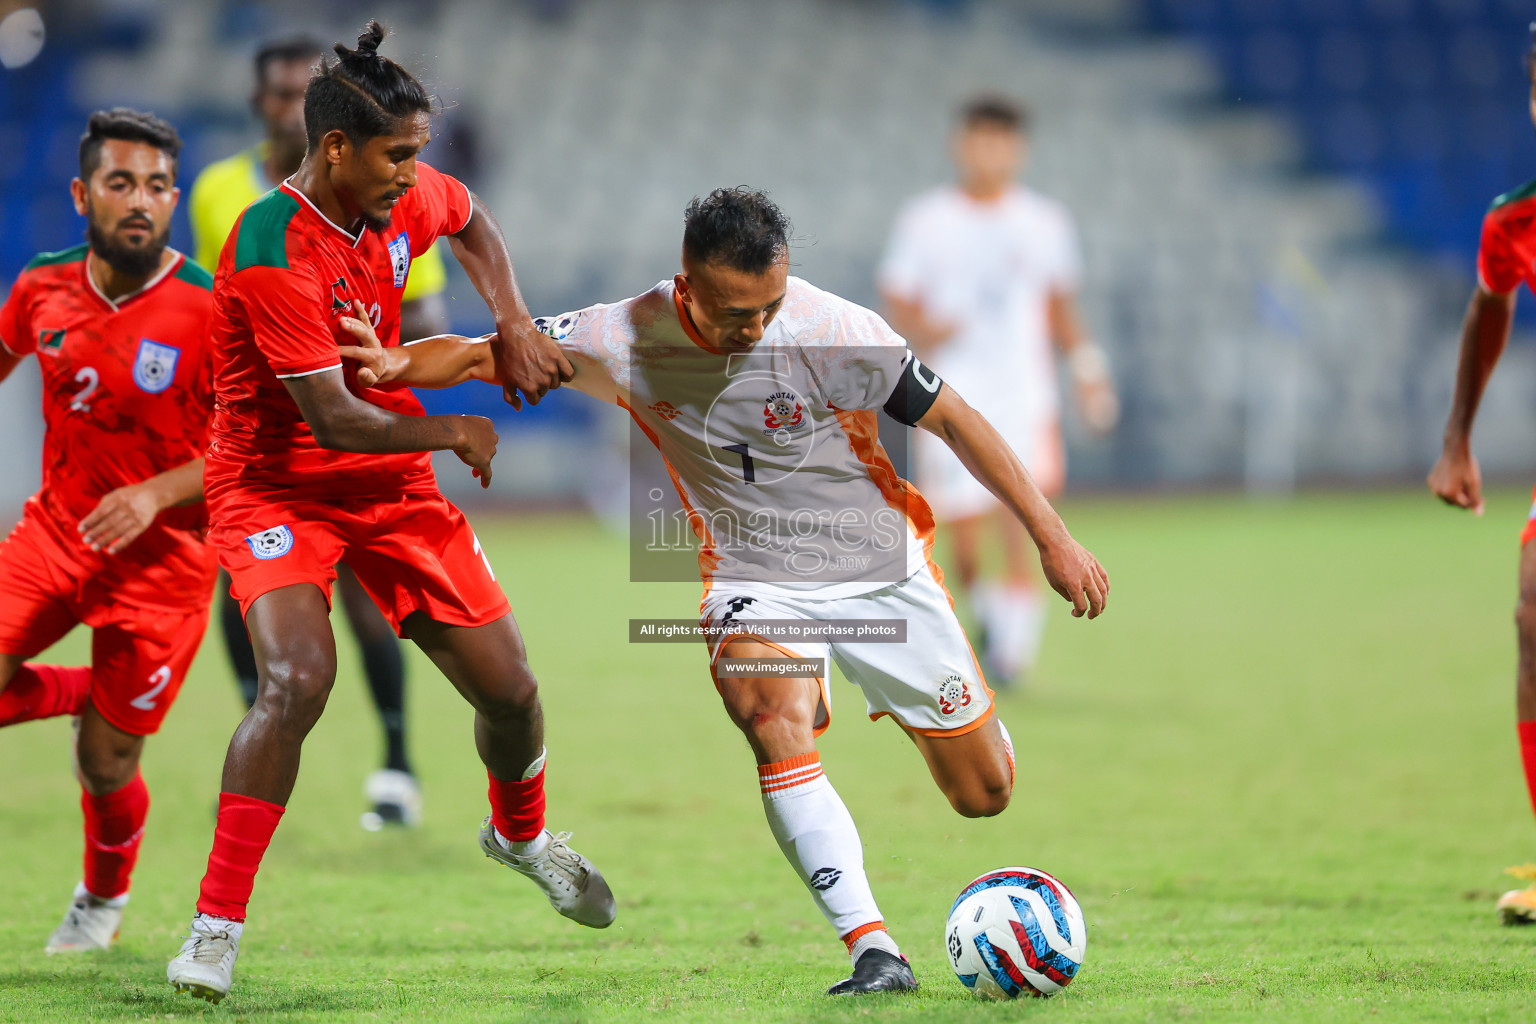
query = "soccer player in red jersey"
xmin=0 ymin=110 xmax=217 ymax=953
xmin=166 ymin=24 xmax=611 ymax=1003
xmin=1429 ymin=30 xmax=1536 ymax=924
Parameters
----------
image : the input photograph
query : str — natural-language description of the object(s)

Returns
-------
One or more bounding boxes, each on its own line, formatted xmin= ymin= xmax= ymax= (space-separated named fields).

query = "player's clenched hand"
xmin=338 ymin=301 xmax=392 ymax=388
xmin=1038 ymin=533 xmax=1109 ymax=619
xmin=79 ymin=481 xmax=164 ymax=554
xmin=452 ymin=414 xmax=498 ymax=489
xmin=1428 ymin=446 xmax=1484 ymax=516
xmin=493 ymin=319 xmax=574 ymax=411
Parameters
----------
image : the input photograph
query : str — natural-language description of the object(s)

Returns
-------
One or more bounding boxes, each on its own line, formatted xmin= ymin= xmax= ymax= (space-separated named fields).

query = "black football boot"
xmin=827 ymin=949 xmax=918 ymax=995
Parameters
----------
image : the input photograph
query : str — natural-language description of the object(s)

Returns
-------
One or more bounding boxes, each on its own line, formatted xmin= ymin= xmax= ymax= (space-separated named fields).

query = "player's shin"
xmin=81 ymin=770 xmax=149 ymax=899
xmin=487 ymin=747 xmax=547 ymax=855
xmin=0 ymin=663 xmax=90 ymax=726
xmin=195 ymin=793 xmax=285 ymax=922
xmin=758 ymin=753 xmax=901 ymax=963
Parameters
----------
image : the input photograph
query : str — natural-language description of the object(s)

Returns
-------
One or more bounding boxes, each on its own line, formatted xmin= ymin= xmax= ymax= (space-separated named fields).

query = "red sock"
xmin=80 ymin=771 xmax=149 ymax=900
xmin=1519 ymin=721 xmax=1536 ymax=820
xmin=0 ymin=664 xmax=90 ymax=726
xmin=487 ymin=766 xmax=546 ymax=842
xmin=196 ymin=792 xmax=285 ymax=921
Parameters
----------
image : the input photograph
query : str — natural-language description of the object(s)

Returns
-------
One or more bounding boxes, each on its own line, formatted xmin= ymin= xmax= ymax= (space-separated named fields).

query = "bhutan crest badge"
xmin=937 ymin=674 xmax=973 ymax=717
xmin=762 ymin=391 xmax=805 ymax=433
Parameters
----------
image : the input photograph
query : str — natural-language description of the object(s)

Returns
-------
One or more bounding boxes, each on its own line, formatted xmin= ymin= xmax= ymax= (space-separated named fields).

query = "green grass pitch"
xmin=1 ymin=489 xmax=1534 ymax=1022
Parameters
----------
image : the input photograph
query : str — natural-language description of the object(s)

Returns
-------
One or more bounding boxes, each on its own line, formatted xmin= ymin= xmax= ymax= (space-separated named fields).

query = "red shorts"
xmin=0 ymin=505 xmax=212 ymax=736
xmin=210 ymin=490 xmax=509 ymax=634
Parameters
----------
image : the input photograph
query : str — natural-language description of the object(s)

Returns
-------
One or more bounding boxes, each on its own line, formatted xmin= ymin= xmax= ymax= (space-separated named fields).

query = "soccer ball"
xmin=943 ymin=866 xmax=1086 ymax=999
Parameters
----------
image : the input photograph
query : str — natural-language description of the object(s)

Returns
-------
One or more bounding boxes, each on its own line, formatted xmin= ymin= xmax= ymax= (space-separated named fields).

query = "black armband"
xmin=882 ymin=352 xmax=944 ymax=426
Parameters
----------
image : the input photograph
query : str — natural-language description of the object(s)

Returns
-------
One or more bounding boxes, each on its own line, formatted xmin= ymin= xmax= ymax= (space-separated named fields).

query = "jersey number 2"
xmin=70 ymin=367 xmax=99 ymax=411
xmin=129 ymin=666 xmax=172 ymax=711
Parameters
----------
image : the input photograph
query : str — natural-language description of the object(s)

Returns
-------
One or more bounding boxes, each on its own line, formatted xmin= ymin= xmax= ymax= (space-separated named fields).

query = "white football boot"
xmin=360 ymin=768 xmax=423 ymax=831
xmin=478 ymin=818 xmax=616 ymax=928
xmin=167 ymin=914 xmax=243 ymax=1003
xmin=45 ymin=883 xmax=126 ymax=954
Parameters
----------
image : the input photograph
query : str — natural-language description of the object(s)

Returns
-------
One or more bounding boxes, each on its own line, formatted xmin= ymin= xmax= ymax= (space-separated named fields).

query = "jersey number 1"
xmin=722 ymin=443 xmax=756 ymax=483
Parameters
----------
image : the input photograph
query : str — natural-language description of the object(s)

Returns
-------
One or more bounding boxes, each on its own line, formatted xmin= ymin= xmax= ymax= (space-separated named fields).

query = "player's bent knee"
xmin=256 ymin=659 xmax=335 ymax=726
xmin=945 ymin=763 xmax=1013 ymax=818
xmin=472 ymin=666 xmax=540 ymax=719
xmin=950 ymin=784 xmax=1011 ymax=819
xmin=76 ymin=737 xmax=141 ymax=794
xmin=739 ymin=707 xmax=800 ymax=744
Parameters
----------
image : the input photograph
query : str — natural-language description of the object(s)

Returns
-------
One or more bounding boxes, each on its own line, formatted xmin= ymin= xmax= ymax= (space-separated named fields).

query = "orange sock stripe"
xmin=841 ymin=920 xmax=886 ymax=951
xmin=760 ymin=767 xmax=825 ymax=794
xmin=758 ymin=751 xmax=820 ymax=779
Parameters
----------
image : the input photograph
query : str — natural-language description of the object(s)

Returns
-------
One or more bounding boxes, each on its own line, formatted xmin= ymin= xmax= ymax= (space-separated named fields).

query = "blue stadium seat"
xmin=1144 ymin=0 xmax=1536 ymax=263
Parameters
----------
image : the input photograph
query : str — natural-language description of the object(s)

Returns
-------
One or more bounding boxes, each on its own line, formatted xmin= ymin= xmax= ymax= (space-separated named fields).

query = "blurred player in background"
xmin=0 ymin=110 xmax=216 ymax=953
xmin=880 ymin=95 xmax=1117 ymax=686
xmin=337 ymin=188 xmax=1108 ymax=995
xmin=1427 ymin=26 xmax=1536 ymax=928
xmin=166 ymin=25 xmax=610 ymax=1004
xmin=189 ymin=36 xmax=443 ymax=830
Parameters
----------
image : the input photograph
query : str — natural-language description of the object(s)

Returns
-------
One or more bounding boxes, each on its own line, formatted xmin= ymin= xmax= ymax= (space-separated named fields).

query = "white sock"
xmin=981 ymin=583 xmax=1046 ymax=679
xmin=76 ymin=881 xmax=128 ymax=908
xmin=496 ymin=826 xmax=550 ymax=859
xmin=192 ymin=912 xmax=243 ymax=942
xmin=758 ymin=753 xmax=886 ymax=948
xmin=848 ymin=926 xmax=902 ymax=965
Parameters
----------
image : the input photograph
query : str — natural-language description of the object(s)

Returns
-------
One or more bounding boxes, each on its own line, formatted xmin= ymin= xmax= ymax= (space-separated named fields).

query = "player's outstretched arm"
xmin=281 ymin=368 xmax=499 ymax=488
xmin=78 ymin=457 xmax=205 ymax=554
xmin=337 ymin=304 xmax=494 ymax=390
xmin=917 ymin=383 xmax=1108 ymax=618
xmin=447 ymin=192 xmax=574 ymax=410
xmin=1429 ymin=284 xmax=1518 ymax=515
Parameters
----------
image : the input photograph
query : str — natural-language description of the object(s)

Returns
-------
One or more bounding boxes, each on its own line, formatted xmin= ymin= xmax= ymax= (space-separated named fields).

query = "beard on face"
xmin=360 ymin=209 xmax=395 ymax=233
xmin=86 ymin=212 xmax=169 ymax=278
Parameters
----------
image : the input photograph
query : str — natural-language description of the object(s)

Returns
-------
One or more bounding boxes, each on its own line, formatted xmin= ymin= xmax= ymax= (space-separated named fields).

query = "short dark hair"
xmin=78 ymin=108 xmax=182 ymax=182
xmin=303 ymin=21 xmax=433 ymax=149
xmin=682 ymin=188 xmax=790 ymax=274
xmin=959 ymin=94 xmax=1029 ymax=134
xmin=254 ymin=35 xmax=323 ymax=90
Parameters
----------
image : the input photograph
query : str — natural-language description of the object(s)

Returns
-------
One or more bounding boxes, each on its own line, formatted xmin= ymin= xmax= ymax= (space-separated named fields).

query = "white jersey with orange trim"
xmin=540 ymin=276 xmax=934 ymax=599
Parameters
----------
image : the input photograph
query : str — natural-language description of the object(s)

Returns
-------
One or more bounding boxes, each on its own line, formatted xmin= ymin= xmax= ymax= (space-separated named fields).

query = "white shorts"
xmin=916 ymin=418 xmax=1064 ymax=520
xmin=701 ymin=562 xmax=995 ymax=737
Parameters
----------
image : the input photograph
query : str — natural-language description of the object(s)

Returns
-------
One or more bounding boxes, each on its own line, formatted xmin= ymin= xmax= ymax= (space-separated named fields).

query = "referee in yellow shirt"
xmin=189 ymin=36 xmax=441 ymax=831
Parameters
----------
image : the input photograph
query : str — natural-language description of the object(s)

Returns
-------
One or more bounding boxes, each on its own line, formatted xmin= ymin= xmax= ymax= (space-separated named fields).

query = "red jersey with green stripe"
xmin=204 ymin=163 xmax=472 ymax=504
xmin=0 ymin=245 xmax=215 ymax=528
xmin=1479 ymin=177 xmax=1536 ymax=294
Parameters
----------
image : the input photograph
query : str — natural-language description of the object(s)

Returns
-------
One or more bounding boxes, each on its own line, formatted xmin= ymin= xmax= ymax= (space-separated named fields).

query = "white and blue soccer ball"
xmin=944 ymin=866 xmax=1087 ymax=999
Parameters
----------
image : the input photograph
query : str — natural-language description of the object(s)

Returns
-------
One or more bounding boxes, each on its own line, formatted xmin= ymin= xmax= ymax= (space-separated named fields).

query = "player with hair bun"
xmin=166 ymin=23 xmax=606 ymax=1004
xmin=190 ymin=33 xmax=447 ymax=834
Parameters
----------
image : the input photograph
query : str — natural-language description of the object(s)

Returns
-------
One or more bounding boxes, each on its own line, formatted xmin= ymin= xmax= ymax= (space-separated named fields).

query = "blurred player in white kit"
xmin=879 ymin=95 xmax=1118 ymax=685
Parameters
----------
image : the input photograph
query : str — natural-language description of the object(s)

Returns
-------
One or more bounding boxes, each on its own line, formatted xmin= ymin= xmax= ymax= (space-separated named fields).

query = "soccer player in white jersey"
xmin=337 ymin=189 xmax=1109 ymax=995
xmin=879 ymin=95 xmax=1118 ymax=686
